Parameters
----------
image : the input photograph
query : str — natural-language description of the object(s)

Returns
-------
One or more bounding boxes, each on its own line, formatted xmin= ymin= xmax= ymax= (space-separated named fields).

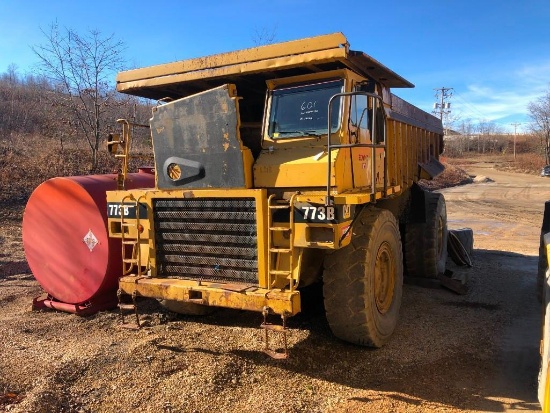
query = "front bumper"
xmin=118 ymin=276 xmax=301 ymax=316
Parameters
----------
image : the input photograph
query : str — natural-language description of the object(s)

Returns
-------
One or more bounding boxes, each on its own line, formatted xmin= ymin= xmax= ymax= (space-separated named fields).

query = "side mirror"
xmin=107 ymin=133 xmax=121 ymax=155
xmin=357 ymin=80 xmax=375 ymax=94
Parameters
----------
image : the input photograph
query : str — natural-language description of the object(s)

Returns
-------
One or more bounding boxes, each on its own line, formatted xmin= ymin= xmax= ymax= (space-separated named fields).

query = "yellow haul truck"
xmin=107 ymin=33 xmax=446 ymax=357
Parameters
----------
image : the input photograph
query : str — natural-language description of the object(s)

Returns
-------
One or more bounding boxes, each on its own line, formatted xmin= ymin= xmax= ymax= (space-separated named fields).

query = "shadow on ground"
xmin=123 ymin=248 xmax=541 ymax=412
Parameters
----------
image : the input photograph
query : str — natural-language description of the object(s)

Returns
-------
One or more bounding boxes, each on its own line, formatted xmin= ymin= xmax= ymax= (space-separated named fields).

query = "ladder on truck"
xmin=116 ymin=194 xmax=146 ymax=330
xmin=262 ymin=194 xmax=298 ymax=359
xmin=107 ymin=118 xmax=150 ymax=190
xmin=107 ymin=118 xmax=150 ymax=329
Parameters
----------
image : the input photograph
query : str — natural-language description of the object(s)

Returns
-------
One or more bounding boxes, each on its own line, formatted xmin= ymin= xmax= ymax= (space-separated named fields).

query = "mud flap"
xmin=419 ymin=156 xmax=445 ymax=180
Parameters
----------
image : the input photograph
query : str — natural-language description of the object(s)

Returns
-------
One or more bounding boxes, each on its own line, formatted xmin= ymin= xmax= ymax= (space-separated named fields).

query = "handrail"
xmin=120 ymin=194 xmax=136 ymax=276
xmin=288 ymin=193 xmax=298 ymax=292
xmin=326 ymin=91 xmax=386 ymax=206
xmin=135 ymin=194 xmax=147 ymax=278
xmin=116 ymin=120 xmax=131 ymax=190
xmin=111 ymin=119 xmax=150 ymax=190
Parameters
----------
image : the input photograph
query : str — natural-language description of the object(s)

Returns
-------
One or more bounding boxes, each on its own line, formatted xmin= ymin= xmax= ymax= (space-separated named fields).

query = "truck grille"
xmin=153 ymin=198 xmax=258 ymax=284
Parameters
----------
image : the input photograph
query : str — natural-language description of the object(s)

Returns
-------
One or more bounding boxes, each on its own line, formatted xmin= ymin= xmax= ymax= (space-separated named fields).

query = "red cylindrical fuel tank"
xmin=23 ymin=171 xmax=154 ymax=313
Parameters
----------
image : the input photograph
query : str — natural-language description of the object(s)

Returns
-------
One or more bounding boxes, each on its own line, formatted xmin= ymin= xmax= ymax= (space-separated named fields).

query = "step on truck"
xmin=107 ymin=33 xmax=447 ymax=357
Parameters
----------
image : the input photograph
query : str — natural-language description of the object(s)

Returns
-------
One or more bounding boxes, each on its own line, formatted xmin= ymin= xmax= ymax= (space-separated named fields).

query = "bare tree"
xmin=252 ymin=25 xmax=278 ymax=46
xmin=528 ymin=89 xmax=550 ymax=165
xmin=474 ymin=120 xmax=501 ymax=154
xmin=32 ymin=22 xmax=126 ymax=171
xmin=457 ymin=119 xmax=474 ymax=154
xmin=0 ymin=65 xmax=50 ymax=136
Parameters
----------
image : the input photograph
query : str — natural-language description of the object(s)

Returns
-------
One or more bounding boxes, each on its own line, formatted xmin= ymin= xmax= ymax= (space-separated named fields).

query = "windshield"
xmin=268 ymin=79 xmax=344 ymax=139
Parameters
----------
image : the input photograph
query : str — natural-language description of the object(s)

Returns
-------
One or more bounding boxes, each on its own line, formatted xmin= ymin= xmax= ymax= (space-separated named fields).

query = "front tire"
xmin=323 ymin=207 xmax=403 ymax=347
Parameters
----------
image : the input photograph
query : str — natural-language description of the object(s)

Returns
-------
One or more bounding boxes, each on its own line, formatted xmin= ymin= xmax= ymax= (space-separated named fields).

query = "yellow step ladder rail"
xmin=108 ymin=120 xmax=149 ymax=329
xmin=117 ymin=193 xmax=148 ymax=329
xmin=107 ymin=119 xmax=131 ymax=190
xmin=267 ymin=193 xmax=298 ymax=290
xmin=263 ymin=193 xmax=298 ymax=359
xmin=107 ymin=119 xmax=150 ymax=190
xmin=119 ymin=194 xmax=141 ymax=276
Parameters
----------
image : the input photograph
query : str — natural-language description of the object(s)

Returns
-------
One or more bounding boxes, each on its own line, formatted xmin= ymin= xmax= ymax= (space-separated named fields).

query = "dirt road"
xmin=442 ymin=163 xmax=548 ymax=413
xmin=0 ymin=163 xmax=548 ymax=413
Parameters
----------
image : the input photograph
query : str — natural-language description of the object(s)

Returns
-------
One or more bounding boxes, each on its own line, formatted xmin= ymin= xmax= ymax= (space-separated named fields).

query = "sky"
xmin=0 ymin=0 xmax=548 ymax=133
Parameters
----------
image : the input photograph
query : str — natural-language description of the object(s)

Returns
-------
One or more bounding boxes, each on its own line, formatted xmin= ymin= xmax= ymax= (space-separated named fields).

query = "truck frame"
xmin=106 ymin=33 xmax=446 ymax=357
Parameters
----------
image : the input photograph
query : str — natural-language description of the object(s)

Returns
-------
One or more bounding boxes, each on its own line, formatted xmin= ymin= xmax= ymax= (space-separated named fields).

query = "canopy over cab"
xmin=116 ymin=33 xmax=413 ymax=101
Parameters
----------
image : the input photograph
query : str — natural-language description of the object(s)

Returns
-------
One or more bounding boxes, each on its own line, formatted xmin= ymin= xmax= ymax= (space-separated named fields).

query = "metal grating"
xmin=153 ymin=198 xmax=258 ymax=284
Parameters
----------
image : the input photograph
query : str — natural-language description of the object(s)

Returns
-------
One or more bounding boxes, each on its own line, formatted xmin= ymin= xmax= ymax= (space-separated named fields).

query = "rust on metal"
xmin=117 ymin=289 xmax=141 ymax=330
xmin=118 ymin=276 xmax=301 ymax=316
xmin=261 ymin=307 xmax=289 ymax=359
xmin=208 ymin=283 xmax=257 ymax=292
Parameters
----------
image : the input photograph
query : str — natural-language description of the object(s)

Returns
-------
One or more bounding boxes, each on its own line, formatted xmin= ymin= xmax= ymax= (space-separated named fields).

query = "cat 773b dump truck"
xmin=107 ymin=33 xmax=446 ymax=357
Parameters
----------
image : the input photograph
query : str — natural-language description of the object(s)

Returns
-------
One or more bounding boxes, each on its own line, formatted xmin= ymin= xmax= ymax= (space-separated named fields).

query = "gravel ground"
xmin=0 ymin=163 xmax=546 ymax=413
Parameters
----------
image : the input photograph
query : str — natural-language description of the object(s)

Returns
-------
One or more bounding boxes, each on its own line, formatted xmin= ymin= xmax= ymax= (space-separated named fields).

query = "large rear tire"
xmin=404 ymin=192 xmax=448 ymax=278
xmin=323 ymin=207 xmax=403 ymax=347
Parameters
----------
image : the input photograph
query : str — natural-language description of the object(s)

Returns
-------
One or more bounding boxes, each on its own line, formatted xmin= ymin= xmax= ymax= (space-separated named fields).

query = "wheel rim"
xmin=374 ymin=241 xmax=395 ymax=314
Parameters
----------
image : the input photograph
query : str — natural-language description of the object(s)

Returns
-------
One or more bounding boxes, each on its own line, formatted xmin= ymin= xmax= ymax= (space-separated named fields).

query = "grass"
xmin=444 ymin=152 xmax=546 ymax=175
xmin=0 ymin=132 xmax=153 ymax=212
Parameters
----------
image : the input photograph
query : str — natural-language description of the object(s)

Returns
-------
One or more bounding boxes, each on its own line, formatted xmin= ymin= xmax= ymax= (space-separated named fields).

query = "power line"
xmin=433 ymin=87 xmax=453 ymax=122
xmin=452 ymin=91 xmax=488 ymax=121
xmin=438 ymin=90 xmax=524 ymax=134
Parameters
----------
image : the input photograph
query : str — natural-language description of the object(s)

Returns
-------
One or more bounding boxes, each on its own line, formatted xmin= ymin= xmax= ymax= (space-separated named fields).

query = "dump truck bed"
xmin=116 ymin=33 xmax=413 ymax=100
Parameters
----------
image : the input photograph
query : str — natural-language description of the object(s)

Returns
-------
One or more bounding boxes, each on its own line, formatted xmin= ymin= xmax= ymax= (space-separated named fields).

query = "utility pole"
xmin=510 ymin=122 xmax=521 ymax=161
xmin=433 ymin=87 xmax=453 ymax=134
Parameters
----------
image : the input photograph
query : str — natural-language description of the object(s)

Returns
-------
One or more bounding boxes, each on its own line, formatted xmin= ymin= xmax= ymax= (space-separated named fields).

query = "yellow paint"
xmin=118 ymin=276 xmax=301 ymax=315
xmin=254 ymin=146 xmax=339 ymax=188
xmin=117 ymin=33 xmax=348 ymax=84
xmin=241 ymin=147 xmax=254 ymax=188
xmin=109 ymin=34 xmax=445 ymax=324
xmin=293 ymin=222 xmax=353 ymax=249
xmin=223 ymin=132 xmax=230 ymax=152
xmin=118 ymin=48 xmax=349 ymax=93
